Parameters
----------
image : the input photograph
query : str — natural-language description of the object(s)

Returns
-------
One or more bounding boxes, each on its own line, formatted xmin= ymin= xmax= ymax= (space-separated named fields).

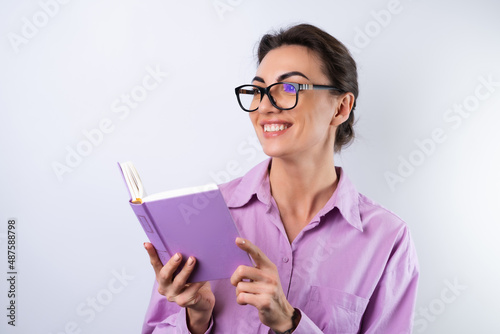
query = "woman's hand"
xmin=230 ymin=238 xmax=296 ymax=333
xmin=144 ymin=242 xmax=215 ymax=334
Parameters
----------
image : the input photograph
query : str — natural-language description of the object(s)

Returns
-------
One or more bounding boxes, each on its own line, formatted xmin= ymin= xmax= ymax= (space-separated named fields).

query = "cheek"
xmin=305 ymin=109 xmax=336 ymax=141
xmin=314 ymin=100 xmax=336 ymax=128
xmin=308 ymin=104 xmax=333 ymax=127
xmin=300 ymin=95 xmax=335 ymax=123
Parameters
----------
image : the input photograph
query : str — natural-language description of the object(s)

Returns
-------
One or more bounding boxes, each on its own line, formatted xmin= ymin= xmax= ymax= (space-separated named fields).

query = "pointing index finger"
xmin=235 ymin=237 xmax=269 ymax=269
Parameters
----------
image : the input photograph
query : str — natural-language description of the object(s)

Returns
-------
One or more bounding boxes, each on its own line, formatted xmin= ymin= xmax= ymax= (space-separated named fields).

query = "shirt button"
xmin=282 ymin=257 xmax=289 ymax=263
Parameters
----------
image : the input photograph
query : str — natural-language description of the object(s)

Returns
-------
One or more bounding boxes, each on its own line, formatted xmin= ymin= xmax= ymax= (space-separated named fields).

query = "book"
xmin=118 ymin=161 xmax=253 ymax=283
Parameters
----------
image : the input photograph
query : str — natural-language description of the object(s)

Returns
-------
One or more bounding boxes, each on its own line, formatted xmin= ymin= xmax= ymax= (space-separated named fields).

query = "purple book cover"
xmin=129 ymin=188 xmax=253 ymax=283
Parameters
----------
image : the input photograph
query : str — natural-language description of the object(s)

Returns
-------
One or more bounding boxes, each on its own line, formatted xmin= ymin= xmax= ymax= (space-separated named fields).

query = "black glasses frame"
xmin=235 ymin=82 xmax=344 ymax=112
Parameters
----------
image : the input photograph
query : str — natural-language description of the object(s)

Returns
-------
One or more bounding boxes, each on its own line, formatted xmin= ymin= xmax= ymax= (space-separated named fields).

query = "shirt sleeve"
xmin=359 ymin=225 xmax=420 ymax=333
xmin=142 ymin=280 xmax=214 ymax=334
xmin=291 ymin=308 xmax=326 ymax=333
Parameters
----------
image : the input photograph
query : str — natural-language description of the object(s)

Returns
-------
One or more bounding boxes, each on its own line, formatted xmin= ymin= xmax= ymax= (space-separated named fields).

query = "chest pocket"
xmin=303 ymin=286 xmax=368 ymax=333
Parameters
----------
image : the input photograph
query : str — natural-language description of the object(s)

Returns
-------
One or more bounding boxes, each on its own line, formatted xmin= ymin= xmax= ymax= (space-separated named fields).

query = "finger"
xmin=235 ymin=281 xmax=271 ymax=296
xmin=235 ymin=237 xmax=272 ymax=269
xmin=174 ymin=281 xmax=206 ymax=307
xmin=158 ymin=253 xmax=184 ymax=283
xmin=144 ymin=242 xmax=166 ymax=274
xmin=183 ymin=281 xmax=206 ymax=294
xmin=230 ymin=265 xmax=265 ymax=286
xmin=170 ymin=256 xmax=197 ymax=290
xmin=235 ymin=291 xmax=260 ymax=307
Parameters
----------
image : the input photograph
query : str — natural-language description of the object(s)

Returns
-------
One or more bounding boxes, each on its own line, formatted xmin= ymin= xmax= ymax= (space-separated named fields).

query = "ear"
xmin=330 ymin=92 xmax=355 ymax=126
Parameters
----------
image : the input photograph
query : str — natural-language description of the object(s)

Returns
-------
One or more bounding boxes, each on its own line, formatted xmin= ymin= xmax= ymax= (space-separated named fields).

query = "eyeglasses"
xmin=234 ymin=82 xmax=344 ymax=112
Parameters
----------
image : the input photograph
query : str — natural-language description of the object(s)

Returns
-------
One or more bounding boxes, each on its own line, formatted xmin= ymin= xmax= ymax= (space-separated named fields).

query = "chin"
xmin=262 ymin=146 xmax=292 ymax=159
xmin=256 ymin=133 xmax=294 ymax=158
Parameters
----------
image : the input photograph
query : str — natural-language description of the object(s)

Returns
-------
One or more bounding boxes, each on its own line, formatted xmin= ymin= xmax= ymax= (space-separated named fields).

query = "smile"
xmin=263 ymin=124 xmax=290 ymax=132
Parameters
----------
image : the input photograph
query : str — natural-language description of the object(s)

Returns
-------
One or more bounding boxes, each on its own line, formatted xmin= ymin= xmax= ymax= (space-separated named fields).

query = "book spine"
xmin=130 ymin=202 xmax=172 ymax=265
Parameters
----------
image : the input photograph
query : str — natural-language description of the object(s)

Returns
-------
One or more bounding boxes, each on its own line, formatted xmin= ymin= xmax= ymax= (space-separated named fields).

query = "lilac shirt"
xmin=142 ymin=158 xmax=419 ymax=333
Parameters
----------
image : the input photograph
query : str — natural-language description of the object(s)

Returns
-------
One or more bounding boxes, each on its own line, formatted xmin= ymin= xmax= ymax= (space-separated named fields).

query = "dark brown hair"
xmin=257 ymin=24 xmax=358 ymax=152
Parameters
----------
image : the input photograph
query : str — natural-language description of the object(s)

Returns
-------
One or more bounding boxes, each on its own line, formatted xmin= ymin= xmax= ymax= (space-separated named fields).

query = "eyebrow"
xmin=252 ymin=71 xmax=310 ymax=84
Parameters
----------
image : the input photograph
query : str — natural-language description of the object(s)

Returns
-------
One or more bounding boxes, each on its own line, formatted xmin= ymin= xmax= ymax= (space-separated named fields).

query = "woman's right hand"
xmin=144 ymin=242 xmax=215 ymax=334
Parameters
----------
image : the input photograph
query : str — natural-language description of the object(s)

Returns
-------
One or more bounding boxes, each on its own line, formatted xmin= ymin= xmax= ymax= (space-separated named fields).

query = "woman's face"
xmin=249 ymin=44 xmax=342 ymax=160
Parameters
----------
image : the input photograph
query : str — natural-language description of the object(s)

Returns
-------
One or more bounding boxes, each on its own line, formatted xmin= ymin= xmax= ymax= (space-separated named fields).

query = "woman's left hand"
xmin=230 ymin=237 xmax=296 ymax=333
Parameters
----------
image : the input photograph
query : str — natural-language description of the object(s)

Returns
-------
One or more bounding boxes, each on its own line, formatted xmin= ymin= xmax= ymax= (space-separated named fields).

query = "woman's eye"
xmin=283 ymin=84 xmax=296 ymax=93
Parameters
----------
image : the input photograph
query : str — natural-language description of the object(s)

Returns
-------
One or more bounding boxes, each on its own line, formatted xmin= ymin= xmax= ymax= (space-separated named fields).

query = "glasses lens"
xmin=269 ymin=83 xmax=297 ymax=109
xmin=237 ymin=86 xmax=261 ymax=111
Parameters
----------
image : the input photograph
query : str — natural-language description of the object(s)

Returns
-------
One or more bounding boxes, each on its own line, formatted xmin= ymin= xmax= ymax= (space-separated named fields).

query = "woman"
xmin=143 ymin=23 xmax=419 ymax=333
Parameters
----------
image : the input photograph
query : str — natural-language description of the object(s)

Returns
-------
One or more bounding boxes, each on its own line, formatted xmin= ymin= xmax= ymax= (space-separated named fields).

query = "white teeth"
xmin=264 ymin=124 xmax=289 ymax=132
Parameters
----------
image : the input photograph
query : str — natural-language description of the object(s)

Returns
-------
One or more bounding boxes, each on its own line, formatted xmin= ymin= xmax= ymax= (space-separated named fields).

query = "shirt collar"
xmin=225 ymin=158 xmax=273 ymax=209
xmin=225 ymin=157 xmax=363 ymax=232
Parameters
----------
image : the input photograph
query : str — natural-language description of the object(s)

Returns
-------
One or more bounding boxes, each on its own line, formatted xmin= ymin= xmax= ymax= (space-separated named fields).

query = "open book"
xmin=118 ymin=161 xmax=252 ymax=283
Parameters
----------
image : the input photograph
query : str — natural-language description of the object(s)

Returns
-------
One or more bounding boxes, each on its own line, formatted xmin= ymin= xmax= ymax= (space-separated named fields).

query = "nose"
xmin=257 ymin=92 xmax=280 ymax=114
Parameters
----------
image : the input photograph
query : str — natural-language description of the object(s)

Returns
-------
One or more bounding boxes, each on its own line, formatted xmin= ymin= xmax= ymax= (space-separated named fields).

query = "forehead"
xmin=255 ymin=45 xmax=326 ymax=82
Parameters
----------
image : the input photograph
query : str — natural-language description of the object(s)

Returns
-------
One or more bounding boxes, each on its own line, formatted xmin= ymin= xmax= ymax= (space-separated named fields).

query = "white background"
xmin=1 ymin=0 xmax=499 ymax=333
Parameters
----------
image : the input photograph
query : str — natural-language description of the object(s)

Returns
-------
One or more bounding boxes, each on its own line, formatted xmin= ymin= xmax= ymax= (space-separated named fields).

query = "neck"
xmin=268 ymin=152 xmax=338 ymax=241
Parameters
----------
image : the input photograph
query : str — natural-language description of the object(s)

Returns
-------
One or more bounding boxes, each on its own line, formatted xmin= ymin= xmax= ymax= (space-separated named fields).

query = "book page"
xmin=143 ymin=183 xmax=218 ymax=202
